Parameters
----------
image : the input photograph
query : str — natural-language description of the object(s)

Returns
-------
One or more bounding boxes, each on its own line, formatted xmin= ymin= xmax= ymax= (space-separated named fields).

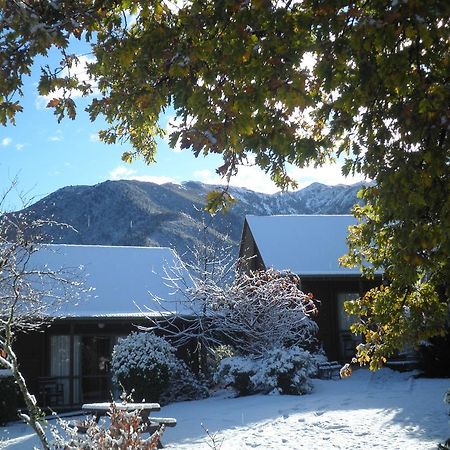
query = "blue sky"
xmin=0 ymin=42 xmax=363 ymax=211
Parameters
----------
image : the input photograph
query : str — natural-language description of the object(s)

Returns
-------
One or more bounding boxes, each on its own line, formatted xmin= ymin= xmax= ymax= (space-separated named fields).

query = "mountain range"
xmin=18 ymin=180 xmax=365 ymax=259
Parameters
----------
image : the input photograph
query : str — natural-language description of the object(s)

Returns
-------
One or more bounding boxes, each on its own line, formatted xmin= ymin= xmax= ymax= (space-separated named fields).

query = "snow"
xmin=246 ymin=215 xmax=368 ymax=275
xmin=28 ymin=244 xmax=192 ymax=318
xmin=81 ymin=402 xmax=160 ymax=410
xmin=1 ymin=368 xmax=448 ymax=449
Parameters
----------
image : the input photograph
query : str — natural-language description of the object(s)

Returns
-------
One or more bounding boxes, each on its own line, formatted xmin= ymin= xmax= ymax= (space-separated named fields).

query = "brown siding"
xmin=15 ymin=331 xmax=47 ymax=402
xmin=301 ymin=276 xmax=380 ymax=362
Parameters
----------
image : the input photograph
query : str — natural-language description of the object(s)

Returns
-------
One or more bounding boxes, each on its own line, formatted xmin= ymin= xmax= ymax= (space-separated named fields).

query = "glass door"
xmin=81 ymin=336 xmax=114 ymax=402
xmin=48 ymin=335 xmax=81 ymax=406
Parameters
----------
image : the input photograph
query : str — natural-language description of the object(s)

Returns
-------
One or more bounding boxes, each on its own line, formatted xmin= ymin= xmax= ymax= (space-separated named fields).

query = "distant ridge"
xmin=15 ymin=180 xmax=366 ymax=258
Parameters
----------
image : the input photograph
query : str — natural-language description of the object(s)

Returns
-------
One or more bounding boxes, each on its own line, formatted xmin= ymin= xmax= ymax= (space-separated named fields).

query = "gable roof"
xmin=244 ymin=215 xmax=361 ymax=276
xmin=29 ymin=244 xmax=191 ymax=318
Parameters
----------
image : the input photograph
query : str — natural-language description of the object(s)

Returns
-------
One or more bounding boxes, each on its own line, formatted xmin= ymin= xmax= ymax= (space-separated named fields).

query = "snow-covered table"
xmin=81 ymin=402 xmax=176 ymax=447
xmin=82 ymin=401 xmax=161 ymax=418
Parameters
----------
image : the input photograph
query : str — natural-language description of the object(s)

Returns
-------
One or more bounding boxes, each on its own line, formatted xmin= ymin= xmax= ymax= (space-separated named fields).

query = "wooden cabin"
xmin=239 ymin=215 xmax=382 ymax=362
xmin=14 ymin=244 xmax=192 ymax=409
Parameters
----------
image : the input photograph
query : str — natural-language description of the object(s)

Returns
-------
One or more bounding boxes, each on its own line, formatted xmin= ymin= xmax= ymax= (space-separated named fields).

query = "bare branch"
xmin=0 ymin=181 xmax=87 ymax=449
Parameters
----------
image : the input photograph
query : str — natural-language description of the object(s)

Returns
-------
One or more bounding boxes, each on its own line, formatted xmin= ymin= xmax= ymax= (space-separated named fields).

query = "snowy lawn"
xmin=1 ymin=368 xmax=449 ymax=450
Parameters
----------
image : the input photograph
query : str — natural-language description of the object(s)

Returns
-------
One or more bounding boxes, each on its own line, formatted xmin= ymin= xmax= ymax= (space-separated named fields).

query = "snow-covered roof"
xmin=29 ymin=244 xmax=191 ymax=318
xmin=245 ymin=215 xmax=362 ymax=276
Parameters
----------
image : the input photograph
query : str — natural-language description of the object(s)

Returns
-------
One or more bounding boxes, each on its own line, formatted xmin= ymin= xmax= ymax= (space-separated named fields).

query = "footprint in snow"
xmin=325 ymin=424 xmax=347 ymax=430
xmin=354 ymin=431 xmax=370 ymax=436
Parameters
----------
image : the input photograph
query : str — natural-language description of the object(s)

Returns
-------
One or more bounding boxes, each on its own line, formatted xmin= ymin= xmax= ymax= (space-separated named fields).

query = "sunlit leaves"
xmin=345 ymin=283 xmax=447 ymax=370
xmin=205 ymin=190 xmax=237 ymax=214
xmin=0 ymin=101 xmax=23 ymax=126
xmin=315 ymin=0 xmax=449 ymax=366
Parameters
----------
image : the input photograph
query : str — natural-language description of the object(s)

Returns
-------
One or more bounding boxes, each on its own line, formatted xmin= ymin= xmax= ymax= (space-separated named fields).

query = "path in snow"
xmin=0 ymin=368 xmax=448 ymax=449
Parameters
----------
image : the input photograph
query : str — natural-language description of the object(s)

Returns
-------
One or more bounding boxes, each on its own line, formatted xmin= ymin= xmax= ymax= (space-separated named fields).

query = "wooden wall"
xmin=302 ymin=276 xmax=380 ymax=361
xmin=15 ymin=331 xmax=47 ymax=403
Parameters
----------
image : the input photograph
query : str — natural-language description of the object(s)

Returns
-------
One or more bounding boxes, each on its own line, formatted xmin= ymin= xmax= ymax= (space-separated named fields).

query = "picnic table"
xmin=82 ymin=401 xmax=161 ymax=421
xmin=81 ymin=402 xmax=177 ymax=448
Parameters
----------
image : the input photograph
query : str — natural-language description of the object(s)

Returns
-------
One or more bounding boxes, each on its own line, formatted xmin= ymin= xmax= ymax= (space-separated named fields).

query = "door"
xmin=81 ymin=336 xmax=114 ymax=402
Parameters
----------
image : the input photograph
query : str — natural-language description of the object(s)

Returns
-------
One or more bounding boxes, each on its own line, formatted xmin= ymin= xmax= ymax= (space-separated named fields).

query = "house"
xmin=239 ymin=215 xmax=382 ymax=362
xmin=13 ymin=244 xmax=192 ymax=408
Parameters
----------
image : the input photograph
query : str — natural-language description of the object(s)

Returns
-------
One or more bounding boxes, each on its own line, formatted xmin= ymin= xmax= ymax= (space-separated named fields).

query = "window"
xmin=337 ymin=292 xmax=360 ymax=332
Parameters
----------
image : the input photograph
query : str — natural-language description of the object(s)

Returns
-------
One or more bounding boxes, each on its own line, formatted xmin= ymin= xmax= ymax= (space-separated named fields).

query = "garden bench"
xmin=318 ymin=361 xmax=341 ymax=379
xmin=386 ymin=358 xmax=419 ymax=372
xmin=145 ymin=416 xmax=177 ymax=433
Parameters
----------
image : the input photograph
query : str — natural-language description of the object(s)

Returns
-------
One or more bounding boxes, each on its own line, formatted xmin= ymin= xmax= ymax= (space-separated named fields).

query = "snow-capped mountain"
xmin=15 ymin=180 xmax=365 ymax=258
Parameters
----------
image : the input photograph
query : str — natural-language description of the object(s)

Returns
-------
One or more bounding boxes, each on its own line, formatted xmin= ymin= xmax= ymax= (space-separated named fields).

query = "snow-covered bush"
xmin=210 ymin=269 xmax=319 ymax=356
xmin=215 ymin=346 xmax=322 ymax=396
xmin=253 ymin=347 xmax=320 ymax=395
xmin=111 ymin=332 xmax=207 ymax=403
xmin=160 ymin=362 xmax=209 ymax=404
xmin=214 ymin=355 xmax=255 ymax=396
xmin=148 ymin=265 xmax=320 ymax=379
xmin=112 ymin=332 xmax=173 ymax=402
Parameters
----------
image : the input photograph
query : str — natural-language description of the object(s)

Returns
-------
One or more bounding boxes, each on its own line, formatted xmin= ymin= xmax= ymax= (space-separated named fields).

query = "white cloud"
xmin=89 ymin=133 xmax=100 ymax=142
xmin=48 ymin=130 xmax=63 ymax=142
xmin=135 ymin=175 xmax=179 ymax=184
xmin=35 ymin=96 xmax=48 ymax=110
xmin=49 ymin=135 xmax=63 ymax=142
xmin=193 ymin=159 xmax=366 ymax=194
xmin=15 ymin=143 xmax=25 ymax=151
xmin=1 ymin=137 xmax=12 ymax=147
xmin=109 ymin=165 xmax=178 ymax=185
xmin=288 ymin=163 xmax=365 ymax=189
xmin=193 ymin=165 xmax=279 ymax=194
xmin=36 ymin=55 xmax=97 ymax=110
xmin=192 ymin=169 xmax=216 ymax=182
xmin=109 ymin=166 xmax=135 ymax=179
